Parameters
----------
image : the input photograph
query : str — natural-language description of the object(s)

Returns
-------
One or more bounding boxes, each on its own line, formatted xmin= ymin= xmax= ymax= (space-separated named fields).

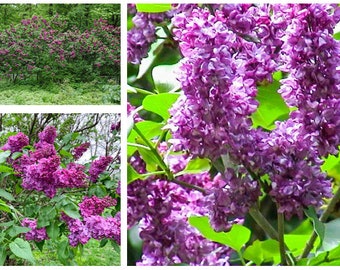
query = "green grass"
xmin=0 ymin=80 xmax=120 ymax=105
xmin=32 ymin=238 xmax=120 ymax=266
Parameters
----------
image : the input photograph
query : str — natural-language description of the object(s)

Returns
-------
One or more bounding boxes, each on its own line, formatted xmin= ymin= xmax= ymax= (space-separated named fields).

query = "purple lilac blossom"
xmin=21 ymin=218 xmax=48 ymax=242
xmin=54 ymin=163 xmax=87 ymax=188
xmin=38 ymin=125 xmax=57 ymax=144
xmin=128 ymin=144 xmax=232 ymax=266
xmin=167 ymin=4 xmax=339 ymax=219
xmin=79 ymin=195 xmax=117 ymax=217
xmin=129 ymin=4 xmax=340 ymax=265
xmin=1 ymin=132 xmax=29 ymax=153
xmin=61 ymin=212 xmax=121 ymax=246
xmin=89 ymin=156 xmax=113 ymax=182
xmin=111 ymin=121 xmax=121 ymax=132
xmin=72 ymin=142 xmax=90 ymax=160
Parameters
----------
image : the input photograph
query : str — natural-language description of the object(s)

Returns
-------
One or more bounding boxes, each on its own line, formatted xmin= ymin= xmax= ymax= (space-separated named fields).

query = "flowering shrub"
xmin=0 ymin=121 xmax=120 ymax=265
xmin=0 ymin=15 xmax=120 ymax=84
xmin=128 ymin=4 xmax=340 ymax=266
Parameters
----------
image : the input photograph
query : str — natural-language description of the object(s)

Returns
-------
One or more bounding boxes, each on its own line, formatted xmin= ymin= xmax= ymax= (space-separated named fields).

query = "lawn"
xmin=0 ymin=80 xmax=120 ymax=105
xmin=32 ymin=238 xmax=120 ymax=266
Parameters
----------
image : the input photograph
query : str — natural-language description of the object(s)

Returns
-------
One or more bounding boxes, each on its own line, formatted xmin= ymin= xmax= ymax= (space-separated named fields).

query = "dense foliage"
xmin=0 ymin=13 xmax=120 ymax=83
xmin=127 ymin=4 xmax=340 ymax=266
xmin=0 ymin=114 xmax=120 ymax=265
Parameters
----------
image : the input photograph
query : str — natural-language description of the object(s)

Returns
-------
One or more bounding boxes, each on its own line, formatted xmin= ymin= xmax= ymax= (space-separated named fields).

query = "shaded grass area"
xmin=32 ymin=238 xmax=120 ymax=266
xmin=0 ymin=80 xmax=120 ymax=105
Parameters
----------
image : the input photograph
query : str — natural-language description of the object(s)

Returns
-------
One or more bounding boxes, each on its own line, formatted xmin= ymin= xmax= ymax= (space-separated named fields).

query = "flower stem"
xmin=249 ymin=205 xmax=279 ymax=240
xmin=277 ymin=210 xmax=287 ymax=266
xmin=300 ymin=186 xmax=340 ymax=259
xmin=133 ymin=124 xmax=207 ymax=194
xmin=133 ymin=124 xmax=173 ymax=180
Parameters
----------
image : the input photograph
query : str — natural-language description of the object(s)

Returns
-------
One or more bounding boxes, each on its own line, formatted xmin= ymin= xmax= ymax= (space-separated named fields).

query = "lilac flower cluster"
xmin=206 ymin=169 xmax=261 ymax=232
xmin=11 ymin=126 xmax=89 ymax=197
xmin=89 ymin=156 xmax=113 ymax=182
xmin=128 ymin=143 xmax=231 ymax=266
xmin=79 ymin=195 xmax=117 ymax=217
xmin=127 ymin=9 xmax=169 ymax=64
xmin=72 ymin=142 xmax=90 ymax=160
xmin=1 ymin=132 xmax=29 ymax=153
xmin=21 ymin=218 xmax=48 ymax=242
xmin=61 ymin=204 xmax=120 ymax=247
xmin=167 ymin=4 xmax=340 ymax=218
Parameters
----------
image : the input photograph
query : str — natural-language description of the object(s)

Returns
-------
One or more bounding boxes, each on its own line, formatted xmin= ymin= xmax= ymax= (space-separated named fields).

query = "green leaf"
xmin=127 ymin=164 xmax=142 ymax=184
xmin=0 ymin=165 xmax=14 ymax=173
xmin=9 ymin=238 xmax=35 ymax=264
xmin=0 ymin=246 xmax=6 ymax=266
xmin=88 ymin=185 xmax=107 ymax=197
xmin=320 ymin=218 xmax=340 ymax=252
xmin=143 ymin=93 xmax=180 ymax=121
xmin=284 ymin=219 xmax=317 ymax=256
xmin=304 ymin=207 xmax=325 ymax=247
xmin=334 ymin=32 xmax=340 ymax=40
xmin=128 ymin=121 xmax=163 ymax=156
xmin=11 ymin=152 xmax=22 ymax=160
xmin=243 ymin=239 xmax=280 ymax=265
xmin=62 ymin=204 xmax=81 ymax=219
xmin=272 ymin=71 xmax=282 ymax=81
xmin=328 ymin=244 xmax=340 ymax=261
xmin=175 ymin=158 xmax=211 ymax=177
xmin=137 ymin=147 xmax=160 ymax=172
xmin=0 ymin=220 xmax=15 ymax=227
xmin=111 ymin=239 xmax=121 ymax=254
xmin=59 ymin=149 xmax=73 ymax=159
xmin=100 ymin=239 xmax=108 ymax=248
xmin=251 ymin=80 xmax=290 ymax=130
xmin=0 ymin=189 xmax=15 ymax=201
xmin=8 ymin=225 xmax=31 ymax=238
xmin=152 ymin=64 xmax=181 ymax=93
xmin=46 ymin=221 xmax=60 ymax=240
xmin=137 ymin=37 xmax=165 ymax=79
xmin=0 ymin=199 xmax=11 ymax=213
xmin=136 ymin=3 xmax=172 ymax=13
xmin=35 ymin=240 xmax=45 ymax=252
xmin=320 ymin=259 xmax=340 ymax=266
xmin=0 ymin=151 xmax=11 ymax=164
xmin=321 ymin=148 xmax=340 ymax=182
xmin=189 ymin=216 xmax=251 ymax=251
xmin=37 ymin=206 xmax=56 ymax=228
xmin=57 ymin=240 xmax=73 ymax=265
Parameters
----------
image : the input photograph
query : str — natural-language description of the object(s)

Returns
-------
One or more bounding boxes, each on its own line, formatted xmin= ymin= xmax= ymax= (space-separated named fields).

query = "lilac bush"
xmin=0 ymin=120 xmax=120 ymax=265
xmin=0 ymin=15 xmax=120 ymax=83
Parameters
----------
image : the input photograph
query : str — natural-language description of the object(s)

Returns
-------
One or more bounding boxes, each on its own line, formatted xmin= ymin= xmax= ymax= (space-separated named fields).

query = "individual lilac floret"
xmin=38 ymin=125 xmax=57 ymax=144
xmin=1 ymin=132 xmax=29 ymax=153
xmin=21 ymin=218 xmax=48 ymax=242
xmin=72 ymin=142 xmax=90 ymax=160
xmin=79 ymin=195 xmax=117 ymax=217
xmin=89 ymin=156 xmax=113 ymax=182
